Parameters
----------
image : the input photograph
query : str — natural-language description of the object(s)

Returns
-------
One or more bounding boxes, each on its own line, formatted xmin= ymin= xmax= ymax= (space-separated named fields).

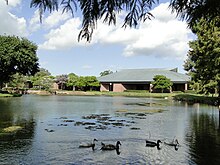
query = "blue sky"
xmin=0 ymin=0 xmax=193 ymax=77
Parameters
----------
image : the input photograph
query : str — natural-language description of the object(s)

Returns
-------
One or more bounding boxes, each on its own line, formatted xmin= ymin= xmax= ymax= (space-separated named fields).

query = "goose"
xmin=79 ymin=138 xmax=98 ymax=150
xmin=145 ymin=139 xmax=162 ymax=148
xmin=164 ymin=139 xmax=179 ymax=150
xmin=101 ymin=141 xmax=121 ymax=150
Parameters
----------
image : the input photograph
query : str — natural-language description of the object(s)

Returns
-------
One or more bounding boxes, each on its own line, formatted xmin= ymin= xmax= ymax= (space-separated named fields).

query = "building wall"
xmin=100 ymin=84 xmax=109 ymax=91
xmin=100 ymin=82 xmax=188 ymax=92
xmin=52 ymin=83 xmax=59 ymax=89
xmin=172 ymin=83 xmax=188 ymax=91
xmin=113 ymin=83 xmax=126 ymax=92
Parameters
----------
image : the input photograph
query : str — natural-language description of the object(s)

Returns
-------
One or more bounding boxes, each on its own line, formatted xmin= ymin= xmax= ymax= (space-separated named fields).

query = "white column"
xmin=185 ymin=83 xmax=188 ymax=91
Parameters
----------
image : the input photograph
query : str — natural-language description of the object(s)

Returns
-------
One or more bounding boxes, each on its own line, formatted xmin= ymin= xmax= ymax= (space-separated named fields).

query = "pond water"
xmin=0 ymin=95 xmax=220 ymax=165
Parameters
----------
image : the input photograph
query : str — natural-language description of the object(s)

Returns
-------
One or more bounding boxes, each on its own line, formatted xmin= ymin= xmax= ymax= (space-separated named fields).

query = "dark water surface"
xmin=0 ymin=95 xmax=220 ymax=165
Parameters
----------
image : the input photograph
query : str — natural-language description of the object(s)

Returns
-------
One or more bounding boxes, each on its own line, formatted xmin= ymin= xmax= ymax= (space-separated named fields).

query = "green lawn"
xmin=90 ymin=91 xmax=176 ymax=98
xmin=0 ymin=93 xmax=14 ymax=97
xmin=0 ymin=93 xmax=22 ymax=97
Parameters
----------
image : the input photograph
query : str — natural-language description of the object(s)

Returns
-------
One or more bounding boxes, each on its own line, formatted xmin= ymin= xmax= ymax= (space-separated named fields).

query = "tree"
xmin=0 ymin=35 xmax=39 ymax=88
xmin=84 ymin=76 xmax=100 ymax=90
xmin=31 ymin=68 xmax=54 ymax=90
xmin=34 ymin=68 xmax=51 ymax=77
xmin=183 ymin=16 xmax=220 ymax=97
xmin=66 ymin=73 xmax=78 ymax=90
xmin=75 ymin=76 xmax=86 ymax=91
xmin=152 ymin=75 xmax=173 ymax=93
xmin=100 ymin=70 xmax=113 ymax=77
xmin=6 ymin=0 xmax=218 ymax=41
xmin=55 ymin=74 xmax=68 ymax=90
xmin=7 ymin=73 xmax=28 ymax=89
xmin=74 ymin=76 xmax=100 ymax=91
xmin=169 ymin=0 xmax=220 ymax=28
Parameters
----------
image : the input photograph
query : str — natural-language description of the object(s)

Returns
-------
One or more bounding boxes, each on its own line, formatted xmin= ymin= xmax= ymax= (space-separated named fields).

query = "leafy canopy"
xmin=66 ymin=73 xmax=78 ymax=88
xmin=152 ymin=75 xmax=173 ymax=93
xmin=0 ymin=35 xmax=39 ymax=87
xmin=184 ymin=16 xmax=220 ymax=96
xmin=31 ymin=68 xmax=54 ymax=90
xmin=169 ymin=0 xmax=220 ymax=28
xmin=7 ymin=73 xmax=28 ymax=89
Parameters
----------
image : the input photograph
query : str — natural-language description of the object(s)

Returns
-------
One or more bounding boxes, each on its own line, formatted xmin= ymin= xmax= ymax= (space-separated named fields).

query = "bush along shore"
xmin=173 ymin=94 xmax=220 ymax=106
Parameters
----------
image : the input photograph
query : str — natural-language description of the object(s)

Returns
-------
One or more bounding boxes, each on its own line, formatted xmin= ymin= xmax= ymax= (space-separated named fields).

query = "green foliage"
xmin=75 ymin=76 xmax=100 ymax=91
xmin=170 ymin=0 xmax=220 ymax=28
xmin=100 ymin=70 xmax=113 ymax=77
xmin=184 ymin=16 xmax=220 ymax=97
xmin=85 ymin=76 xmax=100 ymax=87
xmin=0 ymin=35 xmax=39 ymax=88
xmin=7 ymin=73 xmax=28 ymax=89
xmin=203 ymin=80 xmax=218 ymax=95
xmin=173 ymin=94 xmax=219 ymax=106
xmin=66 ymin=73 xmax=78 ymax=90
xmin=124 ymin=90 xmax=149 ymax=93
xmin=31 ymin=68 xmax=54 ymax=90
xmin=75 ymin=76 xmax=86 ymax=90
xmin=152 ymin=75 xmax=173 ymax=93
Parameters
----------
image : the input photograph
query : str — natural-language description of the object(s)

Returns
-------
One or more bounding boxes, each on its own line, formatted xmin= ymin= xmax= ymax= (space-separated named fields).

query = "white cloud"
xmin=39 ymin=3 xmax=192 ymax=60
xmin=120 ymin=3 xmax=191 ymax=60
xmin=29 ymin=9 xmax=71 ymax=32
xmin=44 ymin=10 xmax=71 ymax=29
xmin=39 ymin=18 xmax=87 ymax=50
xmin=7 ymin=0 xmax=21 ymax=7
xmin=0 ymin=0 xmax=27 ymax=36
xmin=29 ymin=10 xmax=41 ymax=32
xmin=97 ymin=2 xmax=192 ymax=60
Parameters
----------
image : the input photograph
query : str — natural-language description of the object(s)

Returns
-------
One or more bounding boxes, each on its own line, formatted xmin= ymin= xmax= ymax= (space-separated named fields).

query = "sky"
xmin=0 ymin=0 xmax=194 ymax=77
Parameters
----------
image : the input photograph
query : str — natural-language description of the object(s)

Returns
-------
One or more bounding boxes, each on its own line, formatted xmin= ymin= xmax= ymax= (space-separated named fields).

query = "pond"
xmin=0 ymin=95 xmax=220 ymax=165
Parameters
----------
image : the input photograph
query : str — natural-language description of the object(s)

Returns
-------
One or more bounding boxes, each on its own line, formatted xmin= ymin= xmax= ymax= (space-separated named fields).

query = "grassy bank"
xmin=90 ymin=91 xmax=176 ymax=98
xmin=0 ymin=93 xmax=22 ymax=97
xmin=54 ymin=90 xmax=176 ymax=98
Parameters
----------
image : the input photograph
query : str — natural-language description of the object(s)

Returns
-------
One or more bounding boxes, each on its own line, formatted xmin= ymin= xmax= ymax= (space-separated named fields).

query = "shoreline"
xmin=1 ymin=90 xmax=219 ymax=107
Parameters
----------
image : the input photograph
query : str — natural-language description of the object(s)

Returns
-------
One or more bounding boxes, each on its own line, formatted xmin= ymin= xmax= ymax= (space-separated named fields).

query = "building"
xmin=98 ymin=68 xmax=191 ymax=92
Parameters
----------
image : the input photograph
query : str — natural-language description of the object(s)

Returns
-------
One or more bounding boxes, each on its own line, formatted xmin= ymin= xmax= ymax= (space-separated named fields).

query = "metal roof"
xmin=98 ymin=68 xmax=191 ymax=83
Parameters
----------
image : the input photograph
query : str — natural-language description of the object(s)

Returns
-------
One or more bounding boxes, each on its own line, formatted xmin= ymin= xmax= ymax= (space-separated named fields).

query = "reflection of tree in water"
xmin=0 ymin=100 xmax=36 ymax=148
xmin=185 ymin=112 xmax=220 ymax=165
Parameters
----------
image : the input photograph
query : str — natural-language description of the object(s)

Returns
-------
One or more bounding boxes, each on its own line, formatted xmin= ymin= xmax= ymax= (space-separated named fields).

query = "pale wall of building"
xmin=113 ymin=83 xmax=126 ymax=92
xmin=100 ymin=84 xmax=109 ymax=91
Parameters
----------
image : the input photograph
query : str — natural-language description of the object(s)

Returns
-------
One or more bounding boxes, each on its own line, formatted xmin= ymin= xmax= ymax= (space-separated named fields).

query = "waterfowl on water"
xmin=164 ymin=139 xmax=180 ymax=150
xmin=145 ymin=139 xmax=162 ymax=148
xmin=79 ymin=138 xmax=98 ymax=150
xmin=101 ymin=141 xmax=121 ymax=150
xmin=164 ymin=139 xmax=179 ymax=146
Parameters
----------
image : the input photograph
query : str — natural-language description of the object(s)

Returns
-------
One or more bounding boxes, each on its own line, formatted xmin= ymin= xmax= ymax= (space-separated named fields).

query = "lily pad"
xmin=124 ymin=102 xmax=165 ymax=107
xmin=115 ymin=109 xmax=165 ymax=115
xmin=3 ymin=126 xmax=23 ymax=133
xmin=130 ymin=127 xmax=141 ymax=130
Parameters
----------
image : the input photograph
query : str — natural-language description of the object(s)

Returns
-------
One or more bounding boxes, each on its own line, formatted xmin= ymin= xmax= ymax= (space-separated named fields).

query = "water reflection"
xmin=185 ymin=108 xmax=220 ymax=165
xmin=0 ymin=96 xmax=220 ymax=164
xmin=0 ymin=98 xmax=36 ymax=165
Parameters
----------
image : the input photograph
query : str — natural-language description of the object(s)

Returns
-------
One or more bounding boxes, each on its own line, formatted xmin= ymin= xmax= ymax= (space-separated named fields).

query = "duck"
xmin=101 ymin=141 xmax=121 ymax=150
xmin=79 ymin=138 xmax=98 ymax=150
xmin=164 ymin=139 xmax=179 ymax=151
xmin=145 ymin=139 xmax=162 ymax=148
